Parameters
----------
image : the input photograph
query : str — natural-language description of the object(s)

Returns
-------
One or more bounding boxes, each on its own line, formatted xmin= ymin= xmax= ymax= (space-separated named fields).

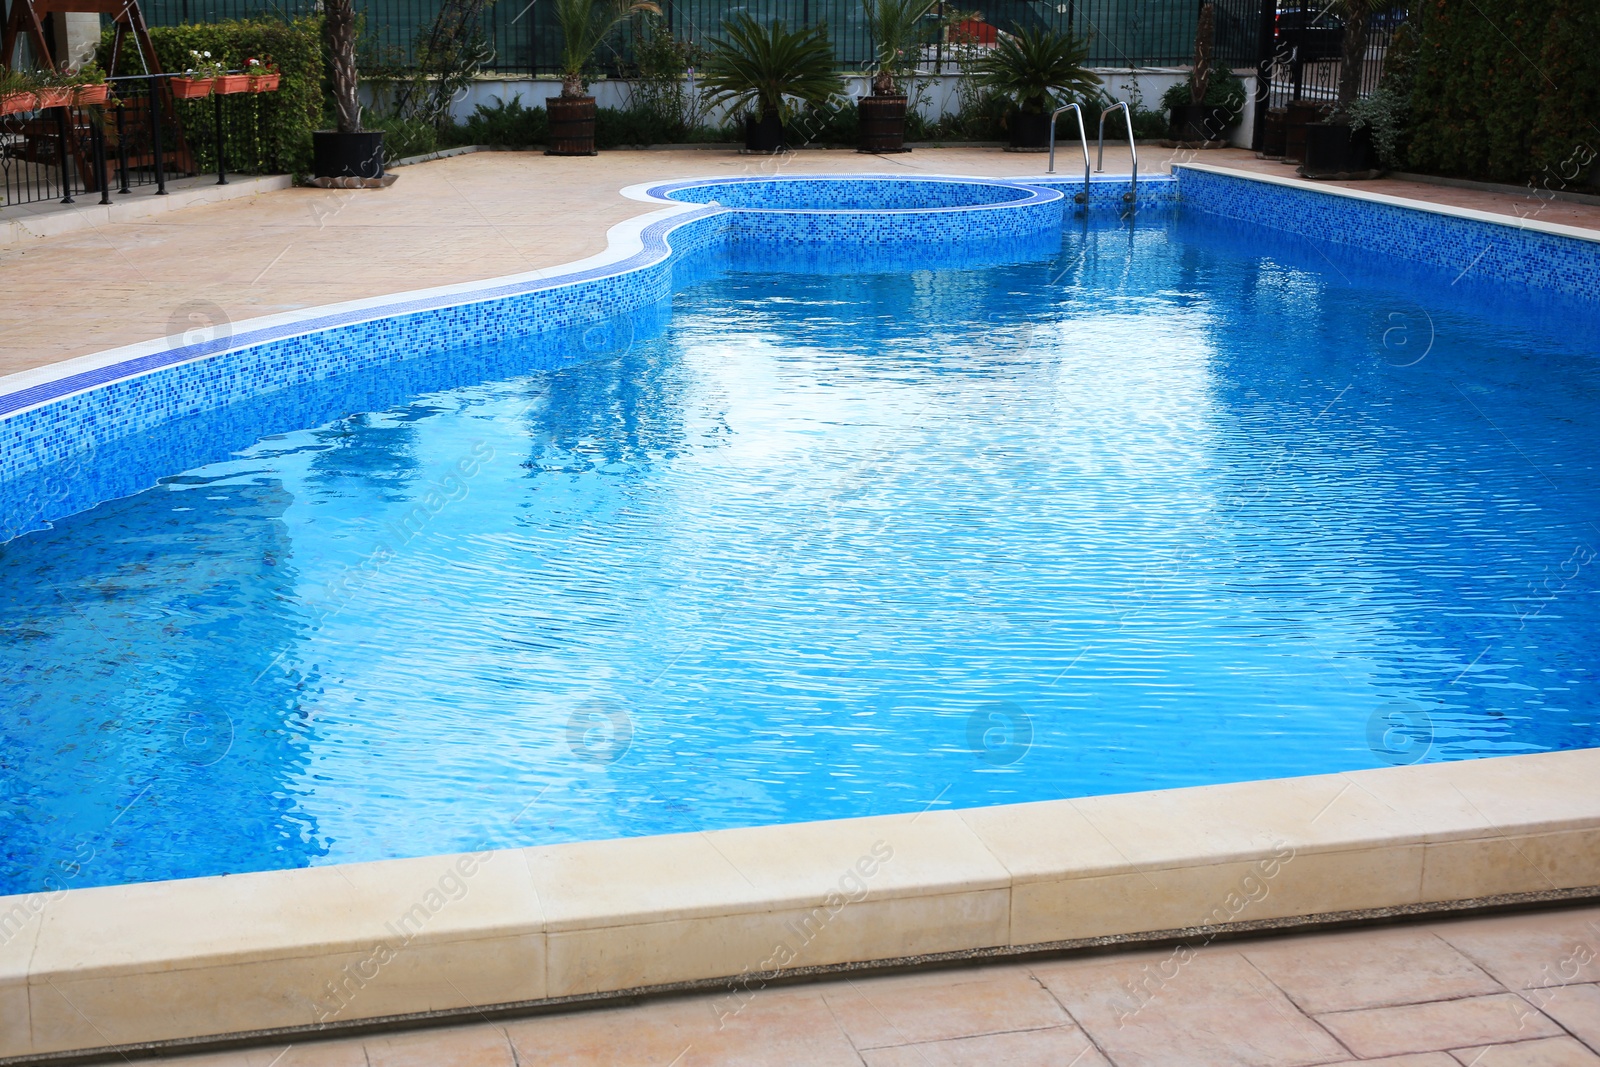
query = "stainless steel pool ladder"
xmin=1094 ymin=100 xmax=1138 ymax=205
xmin=1046 ymin=102 xmax=1091 ymax=205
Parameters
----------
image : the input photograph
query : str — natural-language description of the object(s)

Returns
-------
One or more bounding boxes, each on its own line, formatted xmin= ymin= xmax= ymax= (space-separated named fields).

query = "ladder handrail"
xmin=1046 ymin=102 xmax=1091 ymax=204
xmin=1094 ymin=100 xmax=1138 ymax=205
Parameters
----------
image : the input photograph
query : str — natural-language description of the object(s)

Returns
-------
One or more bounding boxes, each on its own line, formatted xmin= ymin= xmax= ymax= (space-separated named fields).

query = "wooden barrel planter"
xmin=858 ymin=94 xmax=908 ymax=153
xmin=547 ymin=96 xmax=597 ymax=156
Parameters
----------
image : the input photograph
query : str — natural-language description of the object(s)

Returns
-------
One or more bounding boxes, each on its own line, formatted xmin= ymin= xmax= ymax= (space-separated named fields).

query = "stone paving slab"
xmin=116 ymin=904 xmax=1600 ymax=1067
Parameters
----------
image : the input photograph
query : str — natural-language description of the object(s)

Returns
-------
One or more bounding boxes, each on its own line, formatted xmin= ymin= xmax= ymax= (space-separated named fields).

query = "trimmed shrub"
xmin=1405 ymin=0 xmax=1598 ymax=188
xmin=459 ymin=97 xmax=547 ymax=147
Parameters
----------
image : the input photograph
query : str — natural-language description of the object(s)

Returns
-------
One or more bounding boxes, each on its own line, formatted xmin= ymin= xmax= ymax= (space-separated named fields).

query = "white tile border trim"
xmin=0 ymin=200 xmax=703 ymax=420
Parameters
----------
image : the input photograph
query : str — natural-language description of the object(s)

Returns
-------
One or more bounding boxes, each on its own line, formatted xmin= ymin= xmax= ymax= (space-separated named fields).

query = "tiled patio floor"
xmin=4 ymin=145 xmax=1598 ymax=380
xmin=124 ymin=903 xmax=1600 ymax=1066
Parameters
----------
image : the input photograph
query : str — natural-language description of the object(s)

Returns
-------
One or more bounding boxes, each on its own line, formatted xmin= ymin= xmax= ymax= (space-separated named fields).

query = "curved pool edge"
xmin=0 ymin=172 xmax=1160 ymax=531
xmin=3 ymin=747 xmax=1597 ymax=1061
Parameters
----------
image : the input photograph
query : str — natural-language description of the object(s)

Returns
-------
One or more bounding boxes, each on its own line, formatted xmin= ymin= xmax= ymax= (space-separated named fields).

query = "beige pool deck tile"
xmin=123 ymin=1039 xmax=372 ymax=1067
xmin=1451 ymin=1037 xmax=1600 ymax=1066
xmin=1317 ymin=993 xmax=1563 ymax=1059
xmin=821 ymin=966 xmax=1069 ymax=1048
xmin=1430 ymin=907 xmax=1600 ymax=991
xmin=1523 ymin=982 xmax=1600 ymax=1053
xmin=1316 ymin=1057 xmax=1462 ymax=1067
xmin=364 ymin=1024 xmax=518 ymax=1067
xmin=507 ymin=986 xmax=864 ymax=1066
xmin=858 ymin=1026 xmax=1112 ymax=1066
xmin=1241 ymin=927 xmax=1503 ymax=1013
xmin=1031 ymin=949 xmax=1348 ymax=1066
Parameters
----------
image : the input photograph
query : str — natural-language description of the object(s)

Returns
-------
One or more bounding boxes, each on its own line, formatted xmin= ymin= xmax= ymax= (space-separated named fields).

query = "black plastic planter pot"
xmin=1167 ymin=103 xmax=1235 ymax=143
xmin=745 ymin=110 xmax=785 ymax=153
xmin=858 ymin=94 xmax=908 ymax=153
xmin=312 ymin=131 xmax=384 ymax=180
xmin=1300 ymin=122 xmax=1379 ymax=179
xmin=547 ymin=97 xmax=597 ymax=156
xmin=1260 ymin=107 xmax=1288 ymax=157
xmin=1007 ymin=110 xmax=1051 ymax=151
xmin=1284 ymin=100 xmax=1328 ymax=163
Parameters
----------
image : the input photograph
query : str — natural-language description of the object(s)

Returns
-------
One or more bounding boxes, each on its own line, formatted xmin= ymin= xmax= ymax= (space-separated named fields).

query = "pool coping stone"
xmin=2 ymin=748 xmax=1597 ymax=1061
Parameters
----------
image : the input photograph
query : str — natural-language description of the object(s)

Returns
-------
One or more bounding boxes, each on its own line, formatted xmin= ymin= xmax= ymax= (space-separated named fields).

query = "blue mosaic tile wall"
xmin=0 ymin=208 xmax=726 ymax=496
xmin=1175 ymin=166 xmax=1600 ymax=300
xmin=657 ymin=177 xmax=1036 ymax=209
xmin=1028 ymin=175 xmax=1180 ymax=207
xmin=727 ymin=192 xmax=1063 ymax=245
xmin=653 ymin=176 xmax=1066 ymax=245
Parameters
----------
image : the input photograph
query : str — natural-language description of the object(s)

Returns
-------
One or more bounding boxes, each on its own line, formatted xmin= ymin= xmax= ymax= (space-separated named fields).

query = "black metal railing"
xmin=1 ymin=76 xmax=201 ymax=210
xmin=1264 ymin=4 xmax=1403 ymax=111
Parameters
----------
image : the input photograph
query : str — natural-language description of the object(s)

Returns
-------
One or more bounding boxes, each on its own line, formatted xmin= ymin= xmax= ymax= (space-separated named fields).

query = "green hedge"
xmin=1405 ymin=0 xmax=1599 ymax=188
xmin=101 ymin=17 xmax=323 ymax=176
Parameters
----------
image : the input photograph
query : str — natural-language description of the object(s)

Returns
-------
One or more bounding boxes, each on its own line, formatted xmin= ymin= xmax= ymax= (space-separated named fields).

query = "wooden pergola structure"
xmin=1 ymin=0 xmax=192 ymax=189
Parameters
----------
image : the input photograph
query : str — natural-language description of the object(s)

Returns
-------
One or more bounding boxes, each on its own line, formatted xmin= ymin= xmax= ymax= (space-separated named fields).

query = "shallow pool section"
xmin=656 ymin=176 xmax=1042 ymax=210
xmin=2 ymin=209 xmax=1598 ymax=895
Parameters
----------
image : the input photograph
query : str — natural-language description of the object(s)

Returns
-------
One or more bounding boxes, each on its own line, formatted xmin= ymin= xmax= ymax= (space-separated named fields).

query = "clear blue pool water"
xmin=3 ymin=209 xmax=1599 ymax=895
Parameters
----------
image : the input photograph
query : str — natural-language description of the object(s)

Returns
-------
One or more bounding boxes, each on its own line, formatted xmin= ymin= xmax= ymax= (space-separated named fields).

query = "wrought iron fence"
xmin=1264 ymin=4 xmax=1403 ymax=110
xmin=1 ymin=77 xmax=205 ymax=208
xmin=139 ymin=0 xmax=1270 ymax=76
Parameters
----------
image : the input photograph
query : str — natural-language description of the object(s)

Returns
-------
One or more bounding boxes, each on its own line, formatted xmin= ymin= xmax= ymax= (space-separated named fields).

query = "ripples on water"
xmin=2 ymin=211 xmax=1598 ymax=892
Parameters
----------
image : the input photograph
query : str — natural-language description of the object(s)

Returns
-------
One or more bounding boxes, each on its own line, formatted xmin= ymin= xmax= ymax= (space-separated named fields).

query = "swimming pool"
xmin=2 ymin=177 xmax=1598 ymax=898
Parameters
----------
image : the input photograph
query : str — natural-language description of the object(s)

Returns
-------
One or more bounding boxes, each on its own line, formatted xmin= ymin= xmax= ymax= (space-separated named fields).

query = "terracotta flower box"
xmin=170 ymin=77 xmax=214 ymax=99
xmin=1 ymin=85 xmax=79 ymax=112
xmin=213 ymin=74 xmax=250 ymax=94
xmin=73 ymin=83 xmax=110 ymax=106
xmin=248 ymin=73 xmax=281 ymax=92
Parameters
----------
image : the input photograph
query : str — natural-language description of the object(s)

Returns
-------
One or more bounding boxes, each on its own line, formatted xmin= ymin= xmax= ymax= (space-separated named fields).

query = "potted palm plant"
xmin=859 ymin=0 xmax=937 ymax=152
xmin=1301 ymin=0 xmax=1379 ymax=179
xmin=550 ymin=0 xmax=660 ymax=155
xmin=974 ymin=26 xmax=1099 ymax=151
xmin=1162 ymin=2 xmax=1245 ymax=143
xmin=314 ymin=0 xmax=386 ymax=181
xmin=699 ymin=14 xmax=845 ymax=154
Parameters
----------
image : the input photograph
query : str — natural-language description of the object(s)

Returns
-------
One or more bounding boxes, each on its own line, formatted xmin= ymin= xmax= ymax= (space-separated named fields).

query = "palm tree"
xmin=555 ymin=0 xmax=661 ymax=99
xmin=862 ymin=0 xmax=937 ymax=96
xmin=698 ymin=15 xmax=845 ymax=127
xmin=974 ymin=25 xmax=1098 ymax=116
xmin=324 ymin=0 xmax=361 ymax=133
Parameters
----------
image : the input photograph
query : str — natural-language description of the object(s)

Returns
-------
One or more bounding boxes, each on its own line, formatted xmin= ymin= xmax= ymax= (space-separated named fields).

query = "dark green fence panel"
xmin=138 ymin=0 xmax=1269 ymax=76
